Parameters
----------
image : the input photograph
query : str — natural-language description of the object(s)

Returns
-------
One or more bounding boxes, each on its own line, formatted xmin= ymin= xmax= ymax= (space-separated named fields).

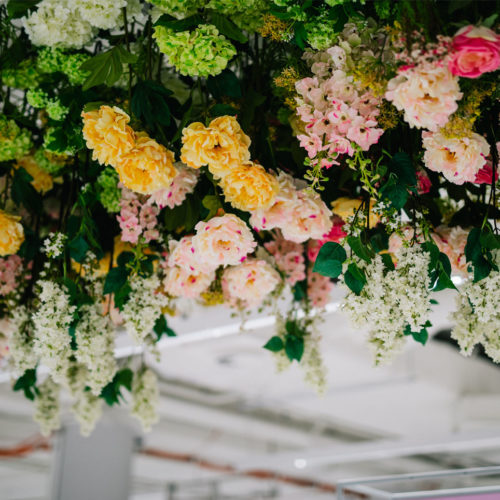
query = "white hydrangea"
xmin=450 ymin=252 xmax=500 ymax=362
xmin=75 ymin=304 xmax=117 ymax=395
xmin=342 ymin=245 xmax=431 ymax=365
xmin=42 ymin=232 xmax=67 ymax=258
xmin=23 ymin=0 xmax=95 ymax=49
xmin=77 ymin=0 xmax=127 ymax=30
xmin=122 ymin=275 xmax=168 ymax=344
xmin=32 ymin=280 xmax=75 ymax=384
xmin=7 ymin=306 xmax=38 ymax=374
xmin=131 ymin=368 xmax=159 ymax=432
xmin=34 ymin=377 xmax=61 ymax=437
xmin=72 ymin=389 xmax=103 ymax=437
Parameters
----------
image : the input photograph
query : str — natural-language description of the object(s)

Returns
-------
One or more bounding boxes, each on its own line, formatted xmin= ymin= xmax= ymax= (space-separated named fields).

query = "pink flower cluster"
xmin=0 ymin=255 xmax=24 ymax=295
xmin=117 ymin=186 xmax=159 ymax=244
xmin=150 ymin=162 xmax=199 ymax=209
xmin=295 ymin=48 xmax=383 ymax=169
xmin=307 ymin=268 xmax=333 ymax=308
xmin=448 ymin=26 xmax=500 ymax=79
xmin=264 ymin=236 xmax=306 ymax=286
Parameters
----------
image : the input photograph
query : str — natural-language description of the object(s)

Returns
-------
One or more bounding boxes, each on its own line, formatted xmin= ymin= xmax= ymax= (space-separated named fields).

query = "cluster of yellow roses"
xmin=180 ymin=116 xmax=278 ymax=211
xmin=82 ymin=106 xmax=177 ymax=195
xmin=0 ymin=210 xmax=24 ymax=256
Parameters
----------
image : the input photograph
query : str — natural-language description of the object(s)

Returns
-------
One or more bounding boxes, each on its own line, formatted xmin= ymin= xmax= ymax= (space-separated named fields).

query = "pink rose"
xmin=448 ymin=25 xmax=500 ymax=78
xmin=474 ymin=161 xmax=498 ymax=184
xmin=416 ymin=169 xmax=432 ymax=194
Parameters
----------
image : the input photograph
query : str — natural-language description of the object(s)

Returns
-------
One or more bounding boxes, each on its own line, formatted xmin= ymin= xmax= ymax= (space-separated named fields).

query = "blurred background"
xmin=1 ymin=287 xmax=500 ymax=500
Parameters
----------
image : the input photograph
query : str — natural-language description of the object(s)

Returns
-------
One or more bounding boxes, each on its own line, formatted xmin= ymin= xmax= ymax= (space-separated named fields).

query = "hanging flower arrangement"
xmin=0 ymin=0 xmax=498 ymax=436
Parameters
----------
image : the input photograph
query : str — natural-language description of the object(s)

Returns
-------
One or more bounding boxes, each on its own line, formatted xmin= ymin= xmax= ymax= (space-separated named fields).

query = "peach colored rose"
xmin=0 ymin=210 xmax=24 ymax=256
xmin=116 ymin=132 xmax=178 ymax=195
xmin=168 ymin=236 xmax=215 ymax=274
xmin=448 ymin=25 xmax=500 ymax=78
xmin=164 ymin=266 xmax=214 ymax=299
xmin=432 ymin=225 xmax=469 ymax=276
xmin=219 ymin=162 xmax=278 ymax=211
xmin=81 ymin=105 xmax=135 ymax=167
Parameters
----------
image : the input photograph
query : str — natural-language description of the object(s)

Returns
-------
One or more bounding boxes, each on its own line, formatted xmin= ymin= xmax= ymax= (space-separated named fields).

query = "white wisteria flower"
xmin=7 ymin=305 xmax=38 ymax=374
xmin=342 ymin=245 xmax=431 ymax=365
xmin=32 ymin=280 xmax=76 ymax=384
xmin=75 ymin=304 xmax=117 ymax=395
xmin=131 ymin=368 xmax=159 ymax=432
xmin=72 ymin=389 xmax=103 ymax=437
xmin=34 ymin=377 xmax=61 ymax=437
xmin=122 ymin=275 xmax=168 ymax=344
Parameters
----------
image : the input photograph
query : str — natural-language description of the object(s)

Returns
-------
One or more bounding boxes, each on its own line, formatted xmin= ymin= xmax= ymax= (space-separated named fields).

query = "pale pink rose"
xmin=432 ymin=225 xmax=469 ymax=276
xmin=222 ymin=259 xmax=281 ymax=308
xmin=168 ymin=236 xmax=215 ymax=274
xmin=150 ymin=163 xmax=199 ymax=209
xmin=422 ymin=130 xmax=490 ymax=184
xmin=448 ymin=25 xmax=500 ymax=78
xmin=164 ymin=266 xmax=214 ymax=299
xmin=416 ymin=169 xmax=432 ymax=194
xmin=192 ymin=214 xmax=256 ymax=268
xmin=385 ymin=62 xmax=462 ymax=131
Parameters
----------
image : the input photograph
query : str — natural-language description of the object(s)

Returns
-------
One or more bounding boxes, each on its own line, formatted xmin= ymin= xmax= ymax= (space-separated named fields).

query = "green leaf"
xmin=103 ymin=267 xmax=130 ymax=295
xmin=465 ymin=228 xmax=482 ymax=263
xmin=68 ymin=235 xmax=89 ymax=263
xmin=7 ymin=0 xmax=40 ymax=18
xmin=312 ymin=242 xmax=346 ymax=278
xmin=344 ymin=263 xmax=366 ymax=295
xmin=11 ymin=167 xmax=42 ymax=212
xmin=473 ymin=255 xmax=492 ymax=282
xmin=202 ymin=194 xmax=222 ymax=220
xmin=292 ymin=281 xmax=306 ymax=302
xmin=114 ymin=283 xmax=132 ymax=310
xmin=390 ymin=152 xmax=416 ymax=187
xmin=263 ymin=336 xmax=284 ymax=353
xmin=293 ymin=22 xmax=307 ymax=49
xmin=284 ymin=335 xmax=304 ymax=362
xmin=208 ymin=11 xmax=248 ymax=43
xmin=153 ymin=315 xmax=176 ymax=340
xmin=81 ymin=46 xmax=137 ymax=91
xmin=154 ymin=13 xmax=204 ymax=31
xmin=209 ymin=103 xmax=238 ymax=117
xmin=100 ymin=368 xmax=133 ymax=406
xmin=480 ymin=232 xmax=500 ymax=250
xmin=131 ymin=80 xmax=172 ymax=127
xmin=207 ymin=69 xmax=242 ymax=99
xmin=13 ymin=369 xmax=37 ymax=401
xmin=380 ymin=176 xmax=408 ymax=209
xmin=117 ymin=251 xmax=134 ymax=268
xmin=370 ymin=233 xmax=389 ymax=253
xmin=404 ymin=323 xmax=430 ymax=346
xmin=347 ymin=236 xmax=373 ymax=263
xmin=164 ymin=195 xmax=199 ymax=232
xmin=483 ymin=13 xmax=498 ymax=28
xmin=381 ymin=252 xmax=395 ymax=271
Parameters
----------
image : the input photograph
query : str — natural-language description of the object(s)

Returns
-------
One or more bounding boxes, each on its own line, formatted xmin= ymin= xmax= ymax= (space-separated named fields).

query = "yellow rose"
xmin=82 ymin=105 xmax=135 ymax=167
xmin=331 ymin=197 xmax=380 ymax=225
xmin=180 ymin=115 xmax=250 ymax=179
xmin=219 ymin=162 xmax=279 ymax=211
xmin=116 ymin=132 xmax=178 ymax=195
xmin=15 ymin=155 xmax=53 ymax=194
xmin=0 ymin=210 xmax=24 ymax=256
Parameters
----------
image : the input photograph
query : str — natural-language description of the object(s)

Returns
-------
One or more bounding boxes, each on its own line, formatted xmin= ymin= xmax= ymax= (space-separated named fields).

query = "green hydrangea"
xmin=1 ymin=60 xmax=41 ymax=89
xmin=46 ymin=100 xmax=69 ymax=121
xmin=37 ymin=47 xmax=65 ymax=74
xmin=146 ymin=0 xmax=203 ymax=18
xmin=305 ymin=14 xmax=338 ymax=50
xmin=0 ymin=116 xmax=33 ymax=162
xmin=61 ymin=53 xmax=90 ymax=85
xmin=34 ymin=148 xmax=66 ymax=175
xmin=97 ymin=167 xmax=121 ymax=213
xmin=27 ymin=88 xmax=49 ymax=109
xmin=43 ymin=127 xmax=77 ymax=156
xmin=153 ymin=24 xmax=236 ymax=77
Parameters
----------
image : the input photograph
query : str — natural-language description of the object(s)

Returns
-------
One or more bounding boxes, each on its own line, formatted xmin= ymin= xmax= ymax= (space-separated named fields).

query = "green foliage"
xmin=422 ymin=241 xmax=456 ymax=292
xmin=312 ymin=241 xmax=346 ymax=278
xmin=68 ymin=235 xmax=89 ymax=263
xmin=80 ymin=46 xmax=137 ymax=91
xmin=163 ymin=194 xmax=200 ymax=232
xmin=13 ymin=369 xmax=38 ymax=401
xmin=465 ymin=228 xmax=499 ymax=282
xmin=153 ymin=315 xmax=176 ymax=340
xmin=207 ymin=10 xmax=248 ymax=43
xmin=379 ymin=152 xmax=417 ymax=210
xmin=7 ymin=0 xmax=40 ymax=18
xmin=344 ymin=262 xmax=366 ymax=295
xmin=404 ymin=320 xmax=432 ymax=346
xmin=347 ymin=236 xmax=374 ymax=263
xmin=11 ymin=167 xmax=42 ymax=213
xmin=132 ymin=80 xmax=172 ymax=128
xmin=100 ymin=369 xmax=133 ymax=406
xmin=263 ymin=336 xmax=284 ymax=352
xmin=207 ymin=69 xmax=241 ymax=99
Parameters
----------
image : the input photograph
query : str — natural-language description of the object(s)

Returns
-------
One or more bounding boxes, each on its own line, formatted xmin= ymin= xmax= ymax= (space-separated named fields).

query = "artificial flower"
xmin=0 ymin=211 xmax=25 ymax=257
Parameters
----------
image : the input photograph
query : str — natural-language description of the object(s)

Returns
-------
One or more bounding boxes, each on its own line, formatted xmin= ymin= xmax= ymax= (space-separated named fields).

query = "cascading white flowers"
xmin=74 ymin=304 xmax=117 ymax=395
xmin=450 ymin=250 xmax=500 ymax=362
xmin=342 ymin=245 xmax=431 ymax=365
xmin=72 ymin=390 xmax=103 ymax=437
xmin=131 ymin=368 xmax=159 ymax=432
xmin=122 ymin=275 xmax=168 ymax=344
xmin=32 ymin=280 xmax=76 ymax=384
xmin=34 ymin=376 xmax=61 ymax=437
xmin=7 ymin=305 xmax=38 ymax=374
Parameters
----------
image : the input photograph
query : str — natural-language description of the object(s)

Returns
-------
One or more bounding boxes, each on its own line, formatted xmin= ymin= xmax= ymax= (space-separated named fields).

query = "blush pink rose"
xmin=448 ymin=25 xmax=500 ymax=78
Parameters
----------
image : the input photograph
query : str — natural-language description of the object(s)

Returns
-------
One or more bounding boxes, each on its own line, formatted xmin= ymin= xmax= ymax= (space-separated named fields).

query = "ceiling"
xmin=1 ymin=287 xmax=500 ymax=499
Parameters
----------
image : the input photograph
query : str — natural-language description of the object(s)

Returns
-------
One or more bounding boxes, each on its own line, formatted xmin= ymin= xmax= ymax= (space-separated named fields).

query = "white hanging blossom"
xmin=131 ymin=368 xmax=159 ymax=432
xmin=72 ymin=390 xmax=103 ymax=437
xmin=34 ymin=377 xmax=61 ymax=437
xmin=75 ymin=304 xmax=117 ymax=395
xmin=451 ymin=250 xmax=500 ymax=362
xmin=122 ymin=275 xmax=168 ymax=344
xmin=32 ymin=280 xmax=75 ymax=384
xmin=342 ymin=245 xmax=431 ymax=365
xmin=64 ymin=361 xmax=89 ymax=397
xmin=42 ymin=232 xmax=67 ymax=259
xmin=7 ymin=305 xmax=38 ymax=374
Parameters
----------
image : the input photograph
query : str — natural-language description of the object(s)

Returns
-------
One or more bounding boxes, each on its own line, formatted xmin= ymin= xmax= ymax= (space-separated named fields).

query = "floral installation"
xmin=0 ymin=0 xmax=498 ymax=436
